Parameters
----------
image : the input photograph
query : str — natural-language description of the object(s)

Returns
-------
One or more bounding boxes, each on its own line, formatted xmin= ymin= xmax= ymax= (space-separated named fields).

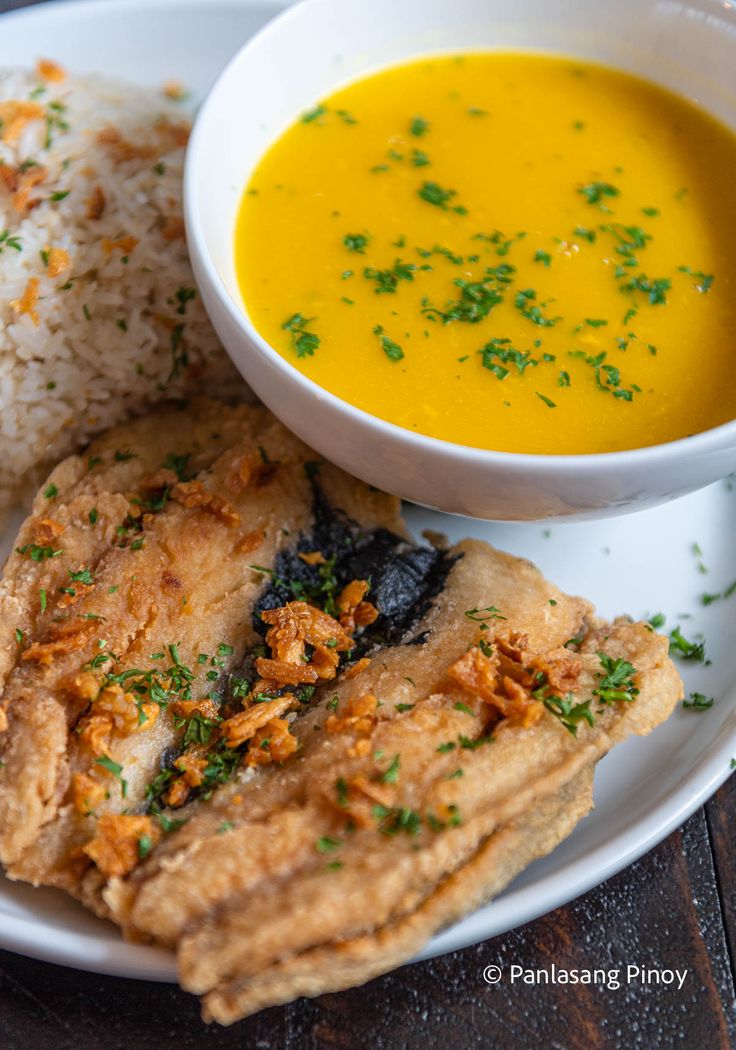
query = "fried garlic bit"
xmin=10 ymin=276 xmax=40 ymax=325
xmin=325 ymin=771 xmax=395 ymax=827
xmin=170 ymin=479 xmax=240 ymax=526
xmin=257 ymin=588 xmax=377 ymax=693
xmin=336 ymin=579 xmax=379 ymax=633
xmin=77 ymin=683 xmax=158 ymax=755
xmin=82 ymin=814 xmax=160 ymax=877
xmin=36 ymin=58 xmax=66 ymax=83
xmin=21 ymin=619 xmax=95 ymax=666
xmin=71 ymin=771 xmax=108 ymax=816
xmin=246 ymin=717 xmax=298 ymax=767
xmin=0 ymin=100 xmax=44 ymax=143
xmin=325 ymin=694 xmax=378 ymax=757
xmin=447 ymin=632 xmax=581 ymax=730
xmin=220 ymin=694 xmax=299 ymax=749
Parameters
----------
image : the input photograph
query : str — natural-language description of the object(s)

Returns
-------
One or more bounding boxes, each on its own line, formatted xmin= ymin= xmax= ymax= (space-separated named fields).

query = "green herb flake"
xmin=669 ymin=626 xmax=706 ymax=663
xmin=282 ymin=312 xmax=321 ymax=358
xmin=343 ymin=233 xmax=369 ymax=254
xmin=137 ymin=835 xmax=153 ymax=859
xmin=683 ymin=692 xmax=714 ymax=711
xmin=543 ymin=695 xmax=595 ymax=735
xmin=593 ymin=652 xmax=639 ymax=704
xmin=380 ymin=754 xmax=401 ymax=784
xmin=15 ymin=543 xmax=63 ymax=562
xmin=410 ymin=116 xmax=429 ymax=137
xmin=96 ymin=753 xmax=127 ymax=797
xmin=302 ymin=103 xmax=326 ymax=124
xmin=372 ymin=324 xmax=404 ymax=362
xmin=578 ymin=180 xmax=619 ymax=208
xmin=316 ymin=836 xmax=342 ymax=853
xmin=454 ymin=701 xmax=475 ymax=717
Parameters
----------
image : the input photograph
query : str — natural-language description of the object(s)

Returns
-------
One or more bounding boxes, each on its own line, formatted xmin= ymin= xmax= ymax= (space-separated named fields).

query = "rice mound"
xmin=0 ymin=62 xmax=247 ymax=511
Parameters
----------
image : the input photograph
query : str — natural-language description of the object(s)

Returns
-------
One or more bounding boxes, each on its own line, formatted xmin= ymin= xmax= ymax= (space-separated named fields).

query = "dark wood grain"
xmin=0 ymin=1 xmax=733 ymax=1047
xmin=706 ymin=773 xmax=736 ymax=973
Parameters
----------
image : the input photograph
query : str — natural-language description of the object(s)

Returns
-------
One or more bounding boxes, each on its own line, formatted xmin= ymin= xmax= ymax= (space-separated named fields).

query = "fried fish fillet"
xmin=0 ymin=398 xmax=404 ymax=901
xmin=0 ymin=400 xmax=683 ymax=1024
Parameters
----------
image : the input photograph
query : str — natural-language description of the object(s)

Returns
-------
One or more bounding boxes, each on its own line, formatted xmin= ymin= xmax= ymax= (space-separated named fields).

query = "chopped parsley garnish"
xmin=15 ymin=543 xmax=63 ymax=561
xmin=373 ymin=324 xmax=404 ymax=362
xmin=380 ymin=754 xmax=401 ymax=784
xmin=424 ymin=266 xmax=513 ymax=325
xmin=533 ymin=250 xmax=552 ymax=267
xmin=137 ymin=835 xmax=153 ymax=859
xmin=411 ymin=148 xmax=430 ymax=167
xmin=417 ymin=180 xmax=465 ymax=213
xmin=316 ymin=836 xmax=342 ymax=853
xmin=683 ymin=692 xmax=714 ymax=711
xmin=363 ymin=260 xmax=416 ymax=295
xmin=43 ymin=483 xmax=58 ymax=500
xmin=96 ymin=754 xmax=127 ymax=798
xmin=0 ymin=229 xmax=22 ymax=253
xmin=410 ymin=116 xmax=429 ymax=137
xmin=701 ymin=581 xmax=736 ymax=606
xmin=302 ymin=103 xmax=326 ymax=123
xmin=568 ymin=350 xmax=638 ymax=401
xmin=454 ymin=701 xmax=475 ymax=717
xmin=479 ymin=337 xmax=539 ymax=379
xmin=464 ymin=605 xmax=506 ymax=622
xmin=536 ymin=392 xmax=557 ymax=409
xmin=578 ymin=180 xmax=619 ymax=208
xmin=514 ymin=288 xmax=559 ymax=327
xmin=373 ymin=804 xmax=421 ymax=836
xmin=619 ymin=274 xmax=671 ymax=306
xmin=592 ymin=652 xmax=639 ymax=704
xmin=669 ymin=626 xmax=706 ymax=662
xmin=343 ymin=233 xmax=369 ymax=254
xmin=678 ymin=266 xmax=714 ymax=294
xmin=69 ymin=568 xmax=94 ymax=586
xmin=335 ymin=776 xmax=349 ymax=808
xmin=282 ymin=313 xmax=321 ymax=357
xmin=543 ymin=694 xmax=595 ymax=736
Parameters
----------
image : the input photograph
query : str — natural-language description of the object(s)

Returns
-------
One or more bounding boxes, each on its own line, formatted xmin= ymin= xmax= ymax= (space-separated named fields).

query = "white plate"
xmin=0 ymin=0 xmax=734 ymax=984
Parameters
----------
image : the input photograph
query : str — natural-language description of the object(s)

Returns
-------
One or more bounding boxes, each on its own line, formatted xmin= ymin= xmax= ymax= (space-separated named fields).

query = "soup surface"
xmin=236 ymin=53 xmax=736 ymax=454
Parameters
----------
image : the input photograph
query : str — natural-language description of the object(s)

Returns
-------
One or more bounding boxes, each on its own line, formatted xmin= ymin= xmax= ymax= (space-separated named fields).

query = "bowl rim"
xmin=185 ymin=0 xmax=736 ymax=473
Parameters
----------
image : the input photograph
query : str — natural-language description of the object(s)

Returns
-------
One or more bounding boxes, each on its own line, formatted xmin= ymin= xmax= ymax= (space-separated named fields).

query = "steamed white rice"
xmin=0 ymin=62 xmax=246 ymax=510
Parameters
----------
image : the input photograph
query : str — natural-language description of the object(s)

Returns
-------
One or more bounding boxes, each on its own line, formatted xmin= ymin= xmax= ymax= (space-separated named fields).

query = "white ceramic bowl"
xmin=185 ymin=0 xmax=736 ymax=521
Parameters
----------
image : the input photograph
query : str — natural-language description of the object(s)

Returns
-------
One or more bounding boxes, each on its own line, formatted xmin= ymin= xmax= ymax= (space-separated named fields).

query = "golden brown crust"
xmin=0 ymin=403 xmax=682 ymax=1024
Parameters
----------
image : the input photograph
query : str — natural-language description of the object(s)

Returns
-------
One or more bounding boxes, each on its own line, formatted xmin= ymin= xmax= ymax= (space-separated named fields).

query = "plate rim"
xmin=0 ymin=0 xmax=733 ymax=986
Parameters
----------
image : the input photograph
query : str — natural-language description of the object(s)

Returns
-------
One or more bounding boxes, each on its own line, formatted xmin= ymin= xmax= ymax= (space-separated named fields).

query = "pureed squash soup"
xmin=235 ymin=53 xmax=736 ymax=455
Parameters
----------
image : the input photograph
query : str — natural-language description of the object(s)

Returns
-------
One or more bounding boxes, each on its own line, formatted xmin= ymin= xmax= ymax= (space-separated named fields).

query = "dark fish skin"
xmin=253 ymin=486 xmax=456 ymax=655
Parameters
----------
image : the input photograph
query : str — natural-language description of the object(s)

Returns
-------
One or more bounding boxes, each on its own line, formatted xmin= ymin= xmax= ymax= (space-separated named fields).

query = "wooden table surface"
xmin=0 ymin=1 xmax=734 ymax=1046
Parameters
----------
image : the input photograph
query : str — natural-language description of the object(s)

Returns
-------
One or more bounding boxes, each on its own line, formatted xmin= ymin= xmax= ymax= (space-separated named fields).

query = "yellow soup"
xmin=235 ymin=53 xmax=736 ymax=454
